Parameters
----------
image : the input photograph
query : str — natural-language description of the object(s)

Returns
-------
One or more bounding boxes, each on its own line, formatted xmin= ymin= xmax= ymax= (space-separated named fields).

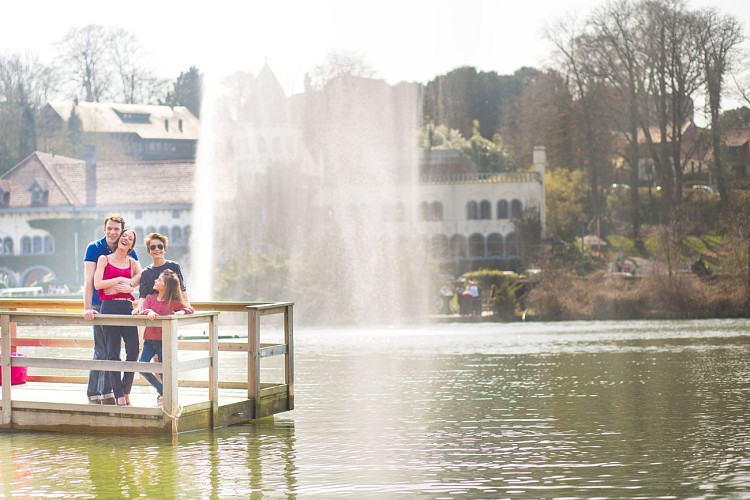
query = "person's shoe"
xmin=156 ymin=395 xmax=163 ymax=406
xmin=87 ymin=397 xmax=101 ymax=404
xmin=101 ymin=397 xmax=117 ymax=405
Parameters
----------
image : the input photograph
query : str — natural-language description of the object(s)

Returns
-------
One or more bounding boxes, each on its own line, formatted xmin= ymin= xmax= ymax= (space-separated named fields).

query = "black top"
xmin=138 ymin=260 xmax=187 ymax=297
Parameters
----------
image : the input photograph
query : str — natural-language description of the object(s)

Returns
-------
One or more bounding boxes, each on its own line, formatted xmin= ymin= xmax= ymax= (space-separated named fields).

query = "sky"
xmin=2 ymin=0 xmax=748 ymax=98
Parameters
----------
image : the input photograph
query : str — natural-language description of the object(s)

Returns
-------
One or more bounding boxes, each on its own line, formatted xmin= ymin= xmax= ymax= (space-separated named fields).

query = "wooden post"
xmin=162 ymin=317 xmax=179 ymax=432
xmin=208 ymin=313 xmax=219 ymax=427
xmin=247 ymin=307 xmax=260 ymax=418
xmin=1 ymin=314 xmax=11 ymax=426
xmin=284 ymin=305 xmax=295 ymax=410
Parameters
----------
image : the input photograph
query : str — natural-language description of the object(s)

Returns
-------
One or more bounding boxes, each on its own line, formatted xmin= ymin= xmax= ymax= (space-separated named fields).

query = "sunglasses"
xmin=149 ymin=244 xmax=165 ymax=250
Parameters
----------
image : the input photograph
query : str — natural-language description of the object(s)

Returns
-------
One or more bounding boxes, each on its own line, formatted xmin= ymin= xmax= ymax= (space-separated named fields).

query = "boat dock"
xmin=0 ymin=299 xmax=294 ymax=434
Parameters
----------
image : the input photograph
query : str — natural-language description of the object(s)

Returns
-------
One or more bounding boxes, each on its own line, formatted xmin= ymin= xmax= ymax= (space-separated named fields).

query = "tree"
xmin=0 ymin=52 xmax=57 ymax=173
xmin=695 ymin=8 xmax=744 ymax=208
xmin=164 ymin=66 xmax=203 ymax=117
xmin=57 ymin=25 xmax=114 ymax=102
xmin=545 ymin=167 xmax=587 ymax=241
xmin=307 ymin=51 xmax=375 ymax=90
xmin=109 ymin=28 xmax=168 ymax=104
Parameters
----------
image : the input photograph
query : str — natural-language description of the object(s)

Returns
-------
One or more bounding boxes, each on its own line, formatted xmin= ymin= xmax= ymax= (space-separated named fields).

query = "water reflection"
xmin=1 ymin=319 xmax=749 ymax=497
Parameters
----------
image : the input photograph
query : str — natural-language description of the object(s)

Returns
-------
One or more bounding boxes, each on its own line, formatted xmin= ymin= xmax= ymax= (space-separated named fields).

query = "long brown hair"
xmin=159 ymin=269 xmax=187 ymax=307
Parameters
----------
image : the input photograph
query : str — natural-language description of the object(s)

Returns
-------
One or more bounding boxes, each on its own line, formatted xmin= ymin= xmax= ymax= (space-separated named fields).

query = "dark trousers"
xmin=86 ymin=304 xmax=114 ymax=400
xmin=100 ymin=300 xmax=139 ymax=399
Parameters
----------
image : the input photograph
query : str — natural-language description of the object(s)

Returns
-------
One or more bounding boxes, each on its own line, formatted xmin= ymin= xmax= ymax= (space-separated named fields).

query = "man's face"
xmin=104 ymin=220 xmax=123 ymax=246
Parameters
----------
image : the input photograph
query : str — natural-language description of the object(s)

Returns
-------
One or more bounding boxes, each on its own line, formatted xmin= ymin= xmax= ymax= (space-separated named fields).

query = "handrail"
xmin=1 ymin=311 xmax=219 ymax=431
xmin=0 ymin=298 xmax=294 ymax=430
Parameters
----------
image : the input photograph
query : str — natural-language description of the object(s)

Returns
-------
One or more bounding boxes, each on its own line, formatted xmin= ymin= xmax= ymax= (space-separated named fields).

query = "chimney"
xmin=84 ymin=145 xmax=97 ymax=206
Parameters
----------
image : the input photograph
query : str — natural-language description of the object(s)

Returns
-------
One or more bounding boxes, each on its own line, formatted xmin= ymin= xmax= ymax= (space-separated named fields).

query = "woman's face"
xmin=154 ymin=274 xmax=165 ymax=292
xmin=119 ymin=230 xmax=136 ymax=250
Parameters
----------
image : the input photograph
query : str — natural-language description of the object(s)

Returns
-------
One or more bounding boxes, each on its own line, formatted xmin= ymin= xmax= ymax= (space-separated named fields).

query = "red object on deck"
xmin=0 ymin=352 xmax=28 ymax=385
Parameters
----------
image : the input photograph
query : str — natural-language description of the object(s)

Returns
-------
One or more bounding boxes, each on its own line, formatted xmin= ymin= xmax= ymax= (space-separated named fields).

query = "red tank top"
xmin=98 ymin=257 xmax=134 ymax=301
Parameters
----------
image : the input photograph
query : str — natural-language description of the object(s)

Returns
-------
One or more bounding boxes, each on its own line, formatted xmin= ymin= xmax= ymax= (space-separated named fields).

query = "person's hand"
xmin=174 ymin=310 xmax=185 ymax=316
xmin=83 ymin=308 xmax=97 ymax=320
xmin=113 ymin=280 xmax=134 ymax=293
xmin=147 ymin=310 xmax=157 ymax=320
xmin=184 ymin=307 xmax=195 ymax=315
xmin=131 ymin=308 xmax=141 ymax=316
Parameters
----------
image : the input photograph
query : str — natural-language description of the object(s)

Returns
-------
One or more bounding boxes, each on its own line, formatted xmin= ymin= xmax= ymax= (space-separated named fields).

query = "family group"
xmin=82 ymin=214 xmax=193 ymax=407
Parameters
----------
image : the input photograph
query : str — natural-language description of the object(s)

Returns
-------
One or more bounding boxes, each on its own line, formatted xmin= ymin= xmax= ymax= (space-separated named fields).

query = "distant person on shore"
xmin=440 ymin=281 xmax=454 ymax=314
xmin=94 ymin=228 xmax=142 ymax=407
xmin=132 ymin=269 xmax=193 ymax=406
xmin=470 ymin=281 xmax=481 ymax=316
xmin=82 ymin=215 xmax=139 ymax=405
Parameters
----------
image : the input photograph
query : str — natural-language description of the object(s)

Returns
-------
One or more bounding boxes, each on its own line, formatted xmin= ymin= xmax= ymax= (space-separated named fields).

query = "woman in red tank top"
xmin=94 ymin=228 xmax=142 ymax=406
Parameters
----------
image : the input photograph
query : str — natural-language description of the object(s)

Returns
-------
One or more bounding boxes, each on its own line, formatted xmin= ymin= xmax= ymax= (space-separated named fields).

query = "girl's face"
xmin=154 ymin=274 xmax=165 ymax=292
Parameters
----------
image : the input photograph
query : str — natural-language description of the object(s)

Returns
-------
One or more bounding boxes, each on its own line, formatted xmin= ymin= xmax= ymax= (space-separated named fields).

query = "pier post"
xmin=285 ymin=305 xmax=294 ymax=410
xmin=208 ymin=313 xmax=219 ymax=427
xmin=1 ymin=314 xmax=11 ymax=426
xmin=248 ymin=307 xmax=260 ymax=418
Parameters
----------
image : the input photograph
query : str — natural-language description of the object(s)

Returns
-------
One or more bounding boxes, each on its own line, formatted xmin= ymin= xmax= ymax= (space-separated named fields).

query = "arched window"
xmin=468 ymin=233 xmax=485 ymax=257
xmin=511 ymin=199 xmax=523 ymax=219
xmin=158 ymin=226 xmax=170 ymax=239
xmin=184 ymin=226 xmax=192 ymax=245
xmin=32 ymin=236 xmax=43 ymax=254
xmin=497 ymin=200 xmax=509 ymax=219
xmin=479 ymin=200 xmax=491 ymax=220
xmin=21 ymin=236 xmax=31 ymax=255
xmin=420 ymin=201 xmax=430 ymax=221
xmin=487 ymin=233 xmax=504 ymax=256
xmin=171 ymin=226 xmax=184 ymax=245
xmin=134 ymin=227 xmax=145 ymax=245
xmin=431 ymin=234 xmax=449 ymax=258
xmin=146 ymin=226 xmax=157 ymax=236
xmin=466 ymin=201 xmax=479 ymax=220
xmin=450 ymin=234 xmax=467 ymax=258
xmin=430 ymin=201 xmax=443 ymax=221
xmin=506 ymin=232 xmax=519 ymax=257
xmin=1 ymin=237 xmax=12 ymax=256
xmin=44 ymin=235 xmax=54 ymax=254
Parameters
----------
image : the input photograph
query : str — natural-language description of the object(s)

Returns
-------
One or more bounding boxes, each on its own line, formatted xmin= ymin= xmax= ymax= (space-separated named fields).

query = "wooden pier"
xmin=0 ymin=299 xmax=294 ymax=434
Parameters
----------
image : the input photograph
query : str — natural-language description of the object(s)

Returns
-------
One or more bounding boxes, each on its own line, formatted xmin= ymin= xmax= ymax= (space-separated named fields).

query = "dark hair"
xmin=160 ymin=269 xmax=187 ymax=306
xmin=104 ymin=214 xmax=126 ymax=231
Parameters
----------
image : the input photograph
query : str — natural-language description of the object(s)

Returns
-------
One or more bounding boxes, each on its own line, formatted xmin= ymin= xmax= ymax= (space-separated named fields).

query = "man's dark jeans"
xmin=86 ymin=304 xmax=114 ymax=401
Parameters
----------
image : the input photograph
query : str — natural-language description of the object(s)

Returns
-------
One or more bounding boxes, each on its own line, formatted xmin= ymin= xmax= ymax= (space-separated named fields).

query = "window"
xmin=430 ymin=202 xmax=443 ymax=221
xmin=134 ymin=227 xmax=144 ymax=244
xmin=164 ymin=119 xmax=169 ymax=131
xmin=0 ymin=190 xmax=8 ymax=207
xmin=497 ymin=200 xmax=509 ymax=219
xmin=184 ymin=225 xmax=192 ymax=245
xmin=32 ymin=236 xmax=43 ymax=254
xmin=21 ymin=236 xmax=31 ymax=255
xmin=487 ymin=233 xmax=504 ymax=256
xmin=178 ymin=119 xmax=183 ymax=132
xmin=158 ymin=226 xmax=169 ymax=239
xmin=1 ymin=237 xmax=12 ymax=256
xmin=468 ymin=233 xmax=485 ymax=257
xmin=172 ymin=210 xmax=180 ymax=219
xmin=450 ymin=234 xmax=466 ymax=258
xmin=28 ymin=179 xmax=48 ymax=206
xmin=506 ymin=232 xmax=519 ymax=257
xmin=431 ymin=234 xmax=449 ymax=258
xmin=479 ymin=200 xmax=491 ymax=220
xmin=420 ymin=202 xmax=430 ymax=221
xmin=466 ymin=201 xmax=479 ymax=220
xmin=134 ymin=211 xmax=143 ymax=219
xmin=511 ymin=199 xmax=523 ymax=219
xmin=171 ymin=226 xmax=183 ymax=245
xmin=44 ymin=235 xmax=54 ymax=254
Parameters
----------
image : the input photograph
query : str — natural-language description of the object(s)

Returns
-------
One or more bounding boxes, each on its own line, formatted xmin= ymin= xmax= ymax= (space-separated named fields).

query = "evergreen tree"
xmin=164 ymin=66 xmax=203 ymax=117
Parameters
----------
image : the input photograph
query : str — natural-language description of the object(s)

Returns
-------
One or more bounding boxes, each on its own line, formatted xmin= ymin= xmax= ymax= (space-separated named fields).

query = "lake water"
xmin=1 ymin=318 xmax=749 ymax=498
